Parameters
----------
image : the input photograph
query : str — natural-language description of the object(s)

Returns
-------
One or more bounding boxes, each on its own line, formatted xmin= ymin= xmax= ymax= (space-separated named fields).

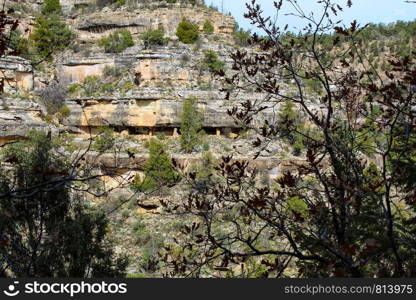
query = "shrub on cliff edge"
xmin=176 ymin=19 xmax=199 ymax=44
xmin=99 ymin=30 xmax=134 ymax=53
xmin=140 ymin=29 xmax=167 ymax=48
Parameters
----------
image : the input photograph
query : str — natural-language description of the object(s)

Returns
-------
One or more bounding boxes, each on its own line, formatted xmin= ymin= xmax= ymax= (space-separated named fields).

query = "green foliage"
xmin=156 ymin=132 xmax=166 ymax=140
xmin=140 ymin=29 xmax=167 ymax=48
xmin=189 ymin=151 xmax=215 ymax=192
xmin=31 ymin=2 xmax=75 ymax=62
xmin=180 ymin=97 xmax=203 ymax=153
xmin=103 ymin=65 xmax=124 ymax=78
xmin=113 ymin=0 xmax=126 ymax=7
xmin=83 ymin=75 xmax=115 ymax=96
xmin=57 ymin=105 xmax=71 ymax=121
xmin=41 ymin=0 xmax=61 ymax=15
xmin=93 ymin=127 xmax=116 ymax=153
xmin=130 ymin=215 xmax=164 ymax=275
xmin=132 ymin=139 xmax=179 ymax=192
xmin=201 ymin=50 xmax=225 ymax=73
xmin=75 ymin=66 xmax=130 ymax=97
xmin=99 ymin=30 xmax=134 ymax=53
xmin=67 ymin=83 xmax=81 ymax=95
xmin=290 ymin=20 xmax=416 ymax=67
xmin=232 ymin=23 xmax=251 ymax=46
xmin=202 ymin=142 xmax=209 ymax=151
xmin=132 ymin=217 xmax=151 ymax=246
xmin=203 ymin=19 xmax=214 ymax=34
xmin=180 ymin=53 xmax=190 ymax=66
xmin=8 ymin=30 xmax=30 ymax=57
xmin=83 ymin=75 xmax=100 ymax=96
xmin=354 ymin=106 xmax=384 ymax=157
xmin=390 ymin=108 xmax=416 ymax=189
xmin=176 ymin=19 xmax=199 ymax=44
xmin=0 ymin=131 xmax=127 ymax=277
xmin=305 ymin=78 xmax=323 ymax=95
xmin=286 ymin=196 xmax=308 ymax=219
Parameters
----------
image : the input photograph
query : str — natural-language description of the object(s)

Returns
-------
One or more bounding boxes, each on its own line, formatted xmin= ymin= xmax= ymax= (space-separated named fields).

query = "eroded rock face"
xmin=71 ymin=5 xmax=235 ymax=41
xmin=60 ymin=55 xmax=115 ymax=83
xmin=59 ymin=43 xmax=232 ymax=85
xmin=2 ymin=2 xmax=277 ymax=139
xmin=63 ymin=89 xmax=275 ymax=132
xmin=0 ymin=56 xmax=34 ymax=92
xmin=57 ymin=45 xmax=277 ymax=133
xmin=0 ymin=97 xmax=50 ymax=144
xmin=62 ymin=43 xmax=220 ymax=79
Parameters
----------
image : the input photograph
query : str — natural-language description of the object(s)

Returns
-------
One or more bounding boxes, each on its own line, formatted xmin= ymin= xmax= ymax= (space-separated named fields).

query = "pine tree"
xmin=41 ymin=0 xmax=61 ymax=15
xmin=201 ymin=50 xmax=225 ymax=73
xmin=180 ymin=97 xmax=203 ymax=153
xmin=176 ymin=19 xmax=199 ymax=44
xmin=133 ymin=139 xmax=179 ymax=192
xmin=31 ymin=0 xmax=74 ymax=61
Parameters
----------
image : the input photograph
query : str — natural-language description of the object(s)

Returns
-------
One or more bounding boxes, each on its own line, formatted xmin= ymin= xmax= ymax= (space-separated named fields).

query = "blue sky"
xmin=207 ymin=0 xmax=416 ymax=33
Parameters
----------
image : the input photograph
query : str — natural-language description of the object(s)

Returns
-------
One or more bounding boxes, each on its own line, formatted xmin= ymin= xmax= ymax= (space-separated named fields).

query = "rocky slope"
xmin=0 ymin=0 xmax=309 ymax=208
xmin=0 ymin=0 xmax=295 ymax=276
xmin=1 ymin=0 xmax=291 ymax=154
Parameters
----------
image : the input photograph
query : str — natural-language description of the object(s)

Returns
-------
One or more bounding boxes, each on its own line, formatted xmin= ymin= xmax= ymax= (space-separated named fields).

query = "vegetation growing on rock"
xmin=277 ymin=101 xmax=306 ymax=156
xmin=180 ymin=96 xmax=203 ymax=153
xmin=232 ymin=23 xmax=251 ymax=46
xmin=201 ymin=50 xmax=225 ymax=73
xmin=99 ymin=29 xmax=134 ymax=53
xmin=0 ymin=131 xmax=128 ymax=277
xmin=202 ymin=19 xmax=214 ymax=34
xmin=2 ymin=0 xmax=416 ymax=280
xmin=30 ymin=0 xmax=75 ymax=62
xmin=93 ymin=127 xmax=116 ymax=153
xmin=140 ymin=29 xmax=167 ymax=48
xmin=176 ymin=18 xmax=199 ymax=44
xmin=133 ymin=139 xmax=179 ymax=192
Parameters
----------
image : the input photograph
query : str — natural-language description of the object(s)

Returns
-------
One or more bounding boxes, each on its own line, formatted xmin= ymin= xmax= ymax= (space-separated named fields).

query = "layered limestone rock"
xmin=61 ymin=0 xmax=96 ymax=12
xmin=59 ymin=45 xmax=230 ymax=84
xmin=1 ymin=1 xmax=278 ymax=139
xmin=87 ymin=151 xmax=281 ymax=172
xmin=0 ymin=56 xmax=34 ymax=92
xmin=60 ymin=55 xmax=115 ymax=83
xmin=0 ymin=2 xmax=253 ymax=140
xmin=57 ymin=14 xmax=258 ymax=134
xmin=0 ymin=97 xmax=50 ymax=145
xmin=64 ymin=90 xmax=264 ymax=133
xmin=61 ymin=0 xmax=206 ymax=12
xmin=60 ymin=50 xmax=196 ymax=85
xmin=70 ymin=5 xmax=235 ymax=42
